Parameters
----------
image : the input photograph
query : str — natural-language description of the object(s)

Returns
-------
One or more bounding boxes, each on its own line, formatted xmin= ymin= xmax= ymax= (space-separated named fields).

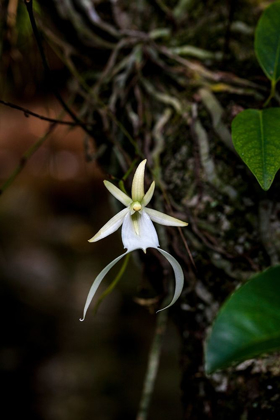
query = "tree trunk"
xmin=34 ymin=0 xmax=280 ymax=417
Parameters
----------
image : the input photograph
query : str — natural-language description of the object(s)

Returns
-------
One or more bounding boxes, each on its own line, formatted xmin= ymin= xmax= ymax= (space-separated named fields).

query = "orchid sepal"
xmin=145 ymin=208 xmax=188 ymax=227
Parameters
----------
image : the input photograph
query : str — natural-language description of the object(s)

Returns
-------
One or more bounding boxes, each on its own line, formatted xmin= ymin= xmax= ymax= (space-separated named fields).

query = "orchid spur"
xmin=80 ymin=159 xmax=188 ymax=321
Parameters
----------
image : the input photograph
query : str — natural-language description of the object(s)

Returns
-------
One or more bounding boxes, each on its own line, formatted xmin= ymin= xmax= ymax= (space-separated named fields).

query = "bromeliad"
xmin=80 ymin=159 xmax=188 ymax=321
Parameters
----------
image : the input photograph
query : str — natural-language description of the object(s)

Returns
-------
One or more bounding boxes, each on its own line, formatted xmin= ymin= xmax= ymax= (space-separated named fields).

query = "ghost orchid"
xmin=80 ymin=159 xmax=188 ymax=321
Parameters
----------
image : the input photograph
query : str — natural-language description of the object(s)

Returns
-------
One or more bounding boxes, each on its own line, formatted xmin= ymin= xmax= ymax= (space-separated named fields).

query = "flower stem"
xmin=118 ymin=159 xmax=138 ymax=194
xmin=92 ymin=253 xmax=130 ymax=315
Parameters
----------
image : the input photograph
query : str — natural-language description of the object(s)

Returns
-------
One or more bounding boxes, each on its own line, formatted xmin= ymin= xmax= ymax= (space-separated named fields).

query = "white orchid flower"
xmin=80 ymin=159 xmax=188 ymax=321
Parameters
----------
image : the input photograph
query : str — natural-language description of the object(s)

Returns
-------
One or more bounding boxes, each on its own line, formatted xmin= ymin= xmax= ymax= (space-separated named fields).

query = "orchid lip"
xmin=80 ymin=246 xmax=184 ymax=321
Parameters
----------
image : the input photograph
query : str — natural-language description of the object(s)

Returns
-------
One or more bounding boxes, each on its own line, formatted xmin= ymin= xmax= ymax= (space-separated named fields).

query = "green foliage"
xmin=255 ymin=1 xmax=280 ymax=84
xmin=231 ymin=2 xmax=280 ymax=191
xmin=231 ymin=108 xmax=280 ymax=190
xmin=205 ymin=266 xmax=280 ymax=374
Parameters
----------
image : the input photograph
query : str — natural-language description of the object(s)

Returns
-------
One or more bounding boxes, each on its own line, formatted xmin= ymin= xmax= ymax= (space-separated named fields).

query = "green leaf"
xmin=231 ymin=108 xmax=280 ymax=190
xmin=205 ymin=266 xmax=280 ymax=374
xmin=255 ymin=1 xmax=280 ymax=83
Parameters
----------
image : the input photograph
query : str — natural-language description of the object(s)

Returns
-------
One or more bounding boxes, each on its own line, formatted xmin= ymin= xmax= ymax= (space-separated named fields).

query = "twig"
xmin=0 ymin=121 xmax=56 ymax=195
xmin=0 ymin=99 xmax=80 ymax=126
xmin=23 ymin=0 xmax=94 ymax=138
xmin=136 ymin=309 xmax=168 ymax=420
xmin=178 ymin=227 xmax=196 ymax=270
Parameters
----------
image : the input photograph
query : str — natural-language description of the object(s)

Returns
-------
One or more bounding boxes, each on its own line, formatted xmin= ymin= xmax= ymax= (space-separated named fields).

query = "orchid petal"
xmin=80 ymin=252 xmax=128 ymax=321
xmin=142 ymin=181 xmax=155 ymax=207
xmin=131 ymin=159 xmax=146 ymax=201
xmin=156 ymin=248 xmax=184 ymax=312
xmin=88 ymin=208 xmax=129 ymax=242
xmin=145 ymin=208 xmax=188 ymax=227
xmin=122 ymin=211 xmax=159 ymax=252
xmin=104 ymin=180 xmax=132 ymax=206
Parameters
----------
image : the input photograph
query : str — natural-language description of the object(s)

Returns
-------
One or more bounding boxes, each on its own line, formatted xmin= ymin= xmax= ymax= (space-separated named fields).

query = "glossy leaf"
xmin=255 ymin=1 xmax=280 ymax=83
xmin=205 ymin=266 xmax=280 ymax=374
xmin=232 ymin=108 xmax=280 ymax=190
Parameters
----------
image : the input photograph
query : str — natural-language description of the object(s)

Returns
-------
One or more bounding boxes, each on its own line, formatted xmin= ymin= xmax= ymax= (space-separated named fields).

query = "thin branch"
xmin=23 ymin=0 xmax=94 ymax=138
xmin=0 ymin=99 xmax=81 ymax=126
xmin=0 ymin=121 xmax=57 ymax=195
xmin=178 ymin=226 xmax=196 ymax=270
